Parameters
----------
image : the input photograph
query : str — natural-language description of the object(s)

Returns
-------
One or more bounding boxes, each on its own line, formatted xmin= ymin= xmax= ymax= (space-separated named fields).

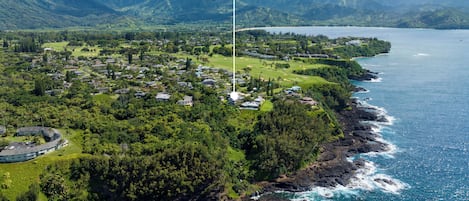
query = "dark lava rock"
xmin=350 ymin=70 xmax=379 ymax=81
xmin=312 ymin=160 xmax=355 ymax=188
xmin=318 ymin=151 xmax=336 ymax=162
xmin=256 ymin=194 xmax=291 ymax=201
xmin=354 ymin=125 xmax=373 ymax=131
xmin=353 ymin=158 xmax=367 ymax=169
xmin=354 ymin=86 xmax=368 ymax=92
xmin=374 ymin=178 xmax=396 ymax=186
xmin=352 ymin=131 xmax=376 ymax=140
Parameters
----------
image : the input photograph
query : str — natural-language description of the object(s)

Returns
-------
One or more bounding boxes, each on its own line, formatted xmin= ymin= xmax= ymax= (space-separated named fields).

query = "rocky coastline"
xmin=247 ymin=72 xmax=390 ymax=200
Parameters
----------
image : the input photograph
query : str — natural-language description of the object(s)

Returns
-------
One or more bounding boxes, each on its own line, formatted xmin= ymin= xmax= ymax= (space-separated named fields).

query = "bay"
xmin=263 ymin=26 xmax=469 ymax=200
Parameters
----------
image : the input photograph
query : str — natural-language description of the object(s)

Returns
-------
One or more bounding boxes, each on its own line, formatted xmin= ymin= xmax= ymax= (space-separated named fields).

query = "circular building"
xmin=0 ymin=127 xmax=68 ymax=163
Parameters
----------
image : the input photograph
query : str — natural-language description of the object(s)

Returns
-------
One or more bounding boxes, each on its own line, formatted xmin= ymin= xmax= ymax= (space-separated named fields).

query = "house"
xmin=134 ymin=91 xmax=147 ymax=98
xmin=139 ymin=67 xmax=150 ymax=73
xmin=202 ymin=79 xmax=216 ymax=87
xmin=96 ymin=88 xmax=109 ymax=94
xmin=45 ymin=89 xmax=64 ymax=96
xmin=122 ymin=74 xmax=133 ymax=79
xmin=243 ymin=51 xmax=277 ymax=60
xmin=48 ymin=73 xmax=64 ymax=80
xmin=145 ymin=81 xmax=157 ymax=88
xmin=0 ymin=127 xmax=67 ymax=163
xmin=254 ymin=96 xmax=265 ymax=104
xmin=295 ymin=53 xmax=329 ymax=59
xmin=105 ymin=58 xmax=116 ymax=64
xmin=71 ymin=70 xmax=84 ymax=76
xmin=240 ymin=101 xmax=261 ymax=110
xmin=156 ymin=92 xmax=171 ymax=101
xmin=114 ymin=88 xmax=130 ymax=94
xmin=236 ymin=78 xmax=247 ymax=86
xmin=346 ymin=40 xmax=362 ymax=46
xmin=63 ymin=82 xmax=72 ymax=89
xmin=177 ymin=82 xmax=193 ymax=89
xmin=299 ymin=97 xmax=318 ymax=106
xmin=92 ymin=63 xmax=106 ymax=69
xmin=177 ymin=70 xmax=187 ymax=75
xmin=136 ymin=74 xmax=145 ymax=79
xmin=177 ymin=96 xmax=193 ymax=106
xmin=290 ymin=86 xmax=302 ymax=92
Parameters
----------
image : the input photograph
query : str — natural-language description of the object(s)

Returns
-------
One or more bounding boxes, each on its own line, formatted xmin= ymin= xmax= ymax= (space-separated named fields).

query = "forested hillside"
xmin=0 ymin=30 xmax=390 ymax=200
xmin=1 ymin=0 xmax=469 ymax=29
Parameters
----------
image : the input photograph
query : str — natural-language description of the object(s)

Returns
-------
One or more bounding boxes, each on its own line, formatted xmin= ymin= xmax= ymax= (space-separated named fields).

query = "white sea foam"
xmin=365 ymin=136 xmax=397 ymax=158
xmin=285 ymin=161 xmax=408 ymax=200
xmin=289 ymin=185 xmax=359 ymax=201
xmin=356 ymin=100 xmax=396 ymax=126
xmin=356 ymin=99 xmax=399 ymax=158
xmin=355 ymin=89 xmax=370 ymax=94
xmin=364 ymin=77 xmax=383 ymax=83
xmin=348 ymin=160 xmax=409 ymax=194
xmin=414 ymin=53 xmax=430 ymax=57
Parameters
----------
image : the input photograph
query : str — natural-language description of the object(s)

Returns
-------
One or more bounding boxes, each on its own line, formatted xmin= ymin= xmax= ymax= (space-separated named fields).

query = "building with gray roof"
xmin=0 ymin=127 xmax=68 ymax=163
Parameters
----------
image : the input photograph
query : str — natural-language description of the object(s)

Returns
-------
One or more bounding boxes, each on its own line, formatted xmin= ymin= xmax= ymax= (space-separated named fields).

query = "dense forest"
xmin=2 ymin=0 xmax=469 ymax=30
xmin=0 ymin=30 xmax=390 ymax=200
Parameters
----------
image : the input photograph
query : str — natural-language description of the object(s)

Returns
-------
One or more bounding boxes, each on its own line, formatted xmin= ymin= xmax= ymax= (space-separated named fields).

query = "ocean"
xmin=263 ymin=27 xmax=469 ymax=200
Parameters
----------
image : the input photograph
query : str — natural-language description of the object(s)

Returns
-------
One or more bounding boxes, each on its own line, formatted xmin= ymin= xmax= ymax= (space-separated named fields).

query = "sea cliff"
xmin=247 ymin=72 xmax=392 ymax=200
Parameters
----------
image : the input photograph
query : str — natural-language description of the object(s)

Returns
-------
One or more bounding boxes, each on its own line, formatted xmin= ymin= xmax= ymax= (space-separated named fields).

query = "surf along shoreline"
xmin=246 ymin=72 xmax=397 ymax=200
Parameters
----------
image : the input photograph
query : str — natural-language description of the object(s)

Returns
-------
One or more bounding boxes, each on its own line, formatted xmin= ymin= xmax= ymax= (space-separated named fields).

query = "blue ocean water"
xmin=264 ymin=27 xmax=469 ymax=200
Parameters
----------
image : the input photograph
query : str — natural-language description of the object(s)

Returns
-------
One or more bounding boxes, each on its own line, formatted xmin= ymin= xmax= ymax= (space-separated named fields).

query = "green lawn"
xmin=42 ymin=42 xmax=104 ymax=58
xmin=169 ymin=50 xmax=332 ymax=89
xmin=199 ymin=54 xmax=332 ymax=88
xmin=93 ymin=93 xmax=117 ymax=103
xmin=71 ymin=45 xmax=102 ymax=58
xmin=227 ymin=146 xmax=245 ymax=162
xmin=0 ymin=129 xmax=86 ymax=200
xmin=260 ymin=100 xmax=274 ymax=112
xmin=42 ymin=42 xmax=69 ymax=51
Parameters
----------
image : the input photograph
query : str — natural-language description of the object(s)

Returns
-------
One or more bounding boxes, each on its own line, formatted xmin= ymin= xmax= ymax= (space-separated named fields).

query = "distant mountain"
xmin=0 ymin=0 xmax=119 ymax=29
xmin=1 ymin=0 xmax=469 ymax=30
xmin=397 ymin=8 xmax=469 ymax=29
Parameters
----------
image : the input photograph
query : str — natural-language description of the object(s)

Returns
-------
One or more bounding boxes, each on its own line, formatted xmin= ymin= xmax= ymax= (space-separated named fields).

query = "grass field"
xmin=42 ymin=42 xmax=107 ymax=58
xmin=260 ymin=100 xmax=274 ymax=112
xmin=70 ymin=45 xmax=102 ymax=58
xmin=0 ymin=129 xmax=86 ymax=200
xmin=199 ymin=54 xmax=332 ymax=89
xmin=42 ymin=42 xmax=69 ymax=51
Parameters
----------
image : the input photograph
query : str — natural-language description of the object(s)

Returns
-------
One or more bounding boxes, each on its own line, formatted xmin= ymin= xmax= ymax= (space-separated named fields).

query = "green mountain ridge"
xmin=1 ymin=0 xmax=469 ymax=30
xmin=0 ymin=0 xmax=120 ymax=29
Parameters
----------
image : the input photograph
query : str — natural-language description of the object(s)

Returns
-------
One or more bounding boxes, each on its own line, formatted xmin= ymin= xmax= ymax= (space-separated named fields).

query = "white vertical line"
xmin=232 ymin=0 xmax=236 ymax=93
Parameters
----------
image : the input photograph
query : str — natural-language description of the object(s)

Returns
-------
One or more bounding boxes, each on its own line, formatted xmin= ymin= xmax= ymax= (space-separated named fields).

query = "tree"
xmin=0 ymin=192 xmax=8 ymax=201
xmin=2 ymin=40 xmax=8 ymax=48
xmin=127 ymin=52 xmax=133 ymax=64
xmin=65 ymin=71 xmax=75 ymax=82
xmin=185 ymin=58 xmax=192 ymax=70
xmin=139 ymin=49 xmax=145 ymax=62
xmin=16 ymin=183 xmax=40 ymax=201
xmin=248 ymin=100 xmax=332 ymax=179
xmin=33 ymin=78 xmax=46 ymax=96
xmin=40 ymin=172 xmax=70 ymax=201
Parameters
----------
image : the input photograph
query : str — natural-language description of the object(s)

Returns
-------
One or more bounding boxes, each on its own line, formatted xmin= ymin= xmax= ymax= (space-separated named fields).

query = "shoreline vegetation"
xmin=0 ymin=29 xmax=391 ymax=200
xmin=249 ymin=87 xmax=392 ymax=200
